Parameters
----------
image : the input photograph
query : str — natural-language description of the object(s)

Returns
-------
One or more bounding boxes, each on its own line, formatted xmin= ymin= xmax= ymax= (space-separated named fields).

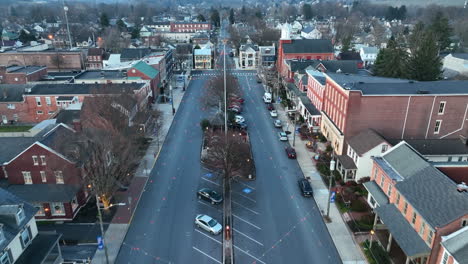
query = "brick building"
xmin=0 ymin=48 xmax=84 ymax=71
xmin=0 ymin=85 xmax=30 ymax=124
xmin=86 ymin=48 xmax=105 ymax=70
xmin=0 ymin=123 xmax=89 ymax=221
xmin=170 ymin=22 xmax=211 ymax=33
xmin=127 ymin=61 xmax=160 ymax=99
xmin=0 ymin=66 xmax=47 ymax=84
xmin=319 ymin=73 xmax=468 ymax=155
xmin=363 ymin=142 xmax=468 ymax=264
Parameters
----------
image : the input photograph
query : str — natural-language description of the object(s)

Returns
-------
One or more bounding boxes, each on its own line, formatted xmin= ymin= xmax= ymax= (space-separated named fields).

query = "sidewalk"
xmin=275 ymin=105 xmax=367 ymax=264
xmin=92 ymin=83 xmax=187 ymax=264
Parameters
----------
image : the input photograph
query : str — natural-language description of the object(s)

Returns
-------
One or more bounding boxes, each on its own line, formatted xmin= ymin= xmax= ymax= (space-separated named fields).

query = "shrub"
xmin=361 ymin=240 xmax=391 ymax=264
xmin=319 ymin=133 xmax=327 ymax=142
xmin=345 ymin=181 xmax=358 ymax=187
xmin=350 ymin=199 xmax=368 ymax=212
xmin=358 ymin=176 xmax=371 ymax=184
xmin=325 ymin=145 xmax=333 ymax=152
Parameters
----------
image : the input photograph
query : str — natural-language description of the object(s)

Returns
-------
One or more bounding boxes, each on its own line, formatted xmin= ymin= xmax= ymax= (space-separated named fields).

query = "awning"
xmin=56 ymin=96 xmax=75 ymax=101
xmin=375 ymin=204 xmax=431 ymax=258
xmin=363 ymin=181 xmax=388 ymax=206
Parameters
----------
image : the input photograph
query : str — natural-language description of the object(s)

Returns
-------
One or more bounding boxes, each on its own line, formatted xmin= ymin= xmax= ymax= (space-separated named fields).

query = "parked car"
xmin=278 ymin=132 xmax=288 ymax=141
xmin=195 ymin=214 xmax=223 ymax=235
xmin=197 ymin=188 xmax=223 ymax=204
xmin=274 ymin=119 xmax=282 ymax=128
xmin=270 ymin=110 xmax=278 ymax=117
xmin=298 ymin=179 xmax=313 ymax=197
xmin=229 ymin=122 xmax=247 ymax=130
xmin=266 ymin=103 xmax=274 ymax=111
xmin=228 ymin=107 xmax=241 ymax=113
xmin=235 ymin=115 xmax=245 ymax=123
xmin=229 ymin=51 xmax=234 ymax=57
xmin=256 ymin=77 xmax=262 ymax=83
xmin=285 ymin=147 xmax=297 ymax=159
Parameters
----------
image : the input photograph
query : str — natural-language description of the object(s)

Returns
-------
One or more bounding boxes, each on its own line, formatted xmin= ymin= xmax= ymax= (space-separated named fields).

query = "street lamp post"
xmin=170 ymin=85 xmax=175 ymax=115
xmin=369 ymin=229 xmax=375 ymax=249
xmin=63 ymin=5 xmax=73 ymax=50
xmin=325 ymin=158 xmax=336 ymax=219
xmin=223 ymin=42 xmax=227 ymax=136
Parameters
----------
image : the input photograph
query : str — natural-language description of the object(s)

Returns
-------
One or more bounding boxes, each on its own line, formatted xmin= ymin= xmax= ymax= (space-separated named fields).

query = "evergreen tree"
xmin=117 ymin=19 xmax=126 ymax=31
xmin=373 ymin=48 xmax=389 ymax=76
xmin=197 ymin=14 xmax=206 ymax=22
xmin=341 ymin=35 xmax=352 ymax=53
xmin=229 ymin=9 xmax=235 ymax=25
xmin=100 ymin=13 xmax=110 ymax=28
xmin=18 ymin=30 xmax=36 ymax=43
xmin=373 ymin=37 xmax=409 ymax=78
xmin=428 ymin=11 xmax=452 ymax=51
xmin=407 ymin=32 xmax=442 ymax=81
xmin=131 ymin=27 xmax=140 ymax=39
xmin=210 ymin=9 xmax=220 ymax=27
xmin=302 ymin=4 xmax=313 ymax=20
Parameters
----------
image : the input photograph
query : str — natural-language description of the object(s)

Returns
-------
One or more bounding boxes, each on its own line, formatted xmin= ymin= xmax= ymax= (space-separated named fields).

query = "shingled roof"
xmin=348 ymin=129 xmax=388 ymax=156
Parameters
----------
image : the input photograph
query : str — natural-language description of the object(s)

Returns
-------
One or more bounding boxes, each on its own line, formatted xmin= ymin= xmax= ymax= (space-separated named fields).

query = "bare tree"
xmin=99 ymin=27 xmax=129 ymax=53
xmin=201 ymin=70 xmax=240 ymax=112
xmin=50 ymin=53 xmax=64 ymax=72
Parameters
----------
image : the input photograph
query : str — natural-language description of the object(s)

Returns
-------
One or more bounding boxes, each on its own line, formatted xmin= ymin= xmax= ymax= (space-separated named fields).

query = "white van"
xmin=263 ymin=92 xmax=272 ymax=103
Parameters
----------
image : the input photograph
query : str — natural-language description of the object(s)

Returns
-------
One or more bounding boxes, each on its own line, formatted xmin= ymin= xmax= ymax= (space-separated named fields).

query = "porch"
xmin=337 ymin=154 xmax=357 ymax=182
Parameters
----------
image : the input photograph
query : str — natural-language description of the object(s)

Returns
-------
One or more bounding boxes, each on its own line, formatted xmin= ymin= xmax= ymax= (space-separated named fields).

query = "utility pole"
xmin=223 ymin=42 xmax=227 ymax=136
xmin=326 ymin=157 xmax=336 ymax=219
xmin=63 ymin=4 xmax=73 ymax=50
xmin=96 ymin=195 xmax=109 ymax=264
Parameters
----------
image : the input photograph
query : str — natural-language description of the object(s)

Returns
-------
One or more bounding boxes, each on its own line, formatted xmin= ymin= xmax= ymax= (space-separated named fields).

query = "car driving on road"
xmin=195 ymin=214 xmax=223 ymax=235
xmin=298 ymin=179 xmax=313 ymax=197
xmin=278 ymin=132 xmax=288 ymax=141
xmin=274 ymin=119 xmax=282 ymax=128
xmin=270 ymin=110 xmax=278 ymax=117
xmin=285 ymin=147 xmax=297 ymax=159
xmin=197 ymin=188 xmax=223 ymax=204
xmin=235 ymin=115 xmax=245 ymax=123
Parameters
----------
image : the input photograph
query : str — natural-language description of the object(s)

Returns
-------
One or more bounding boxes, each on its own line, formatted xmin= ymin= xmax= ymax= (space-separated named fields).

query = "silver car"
xmin=195 ymin=214 xmax=223 ymax=235
xmin=274 ymin=119 xmax=282 ymax=128
xmin=270 ymin=110 xmax=278 ymax=117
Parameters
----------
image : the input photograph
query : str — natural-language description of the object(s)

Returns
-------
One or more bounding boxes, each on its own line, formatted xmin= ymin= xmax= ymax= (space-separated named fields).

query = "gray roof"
xmin=441 ymin=227 xmax=468 ymax=263
xmin=240 ymin=43 xmax=259 ymax=52
xmin=348 ymin=129 xmax=388 ymax=156
xmin=351 ymin=81 xmax=468 ymax=95
xmin=299 ymin=95 xmax=320 ymax=116
xmin=55 ymin=110 xmax=81 ymax=125
xmin=6 ymin=66 xmax=46 ymax=74
xmin=120 ymin=48 xmax=151 ymax=60
xmin=325 ymin=72 xmax=409 ymax=89
xmin=301 ymin=75 xmax=308 ymax=84
xmin=306 ymin=69 xmax=326 ymax=85
xmin=0 ymin=188 xmax=38 ymax=251
xmin=287 ymin=83 xmax=305 ymax=97
xmin=319 ymin=60 xmax=359 ymax=74
xmin=8 ymin=184 xmax=81 ymax=203
xmin=27 ymin=83 xmax=145 ymax=95
xmin=451 ymin=53 xmax=468 ymax=60
xmin=338 ymin=51 xmax=362 ymax=61
xmin=39 ymin=124 xmax=76 ymax=160
xmin=302 ymin=26 xmax=314 ymax=33
xmin=0 ymin=137 xmax=40 ymax=164
xmin=360 ymin=46 xmax=379 ymax=54
xmin=0 ymin=85 xmax=28 ymax=102
xmin=286 ymin=60 xmax=320 ymax=73
xmin=388 ymin=138 xmax=468 ymax=156
xmin=363 ymin=181 xmax=388 ymax=206
xmin=15 ymin=233 xmax=62 ymax=264
xmin=375 ymin=204 xmax=430 ymax=257
xmin=75 ymin=70 xmax=127 ymax=80
xmin=337 ymin=154 xmax=357 ymax=170
xmin=381 ymin=142 xmax=468 ymax=227
xmin=282 ymin=39 xmax=333 ymax=54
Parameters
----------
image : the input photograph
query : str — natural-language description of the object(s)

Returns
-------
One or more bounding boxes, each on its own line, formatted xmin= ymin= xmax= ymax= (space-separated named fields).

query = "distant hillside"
xmin=368 ymin=0 xmax=466 ymax=7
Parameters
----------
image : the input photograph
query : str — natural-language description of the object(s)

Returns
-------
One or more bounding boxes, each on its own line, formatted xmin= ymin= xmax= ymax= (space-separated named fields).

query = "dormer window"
xmin=16 ymin=207 xmax=25 ymax=224
xmin=0 ymin=224 xmax=4 ymax=243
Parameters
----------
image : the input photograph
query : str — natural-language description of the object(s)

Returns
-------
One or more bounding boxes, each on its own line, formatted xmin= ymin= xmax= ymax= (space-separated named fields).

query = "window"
xmin=6 ymin=104 xmax=14 ymax=109
xmin=20 ymin=227 xmax=32 ymax=249
xmin=373 ymin=168 xmax=378 ymax=179
xmin=37 ymin=110 xmax=43 ymax=115
xmin=16 ymin=208 xmax=25 ymax=223
xmin=51 ymin=203 xmax=65 ymax=216
xmin=40 ymin=171 xmax=47 ymax=183
xmin=35 ymin=97 xmax=41 ymax=106
xmin=40 ymin=155 xmax=46 ymax=165
xmin=55 ymin=171 xmax=64 ymax=184
xmin=419 ymin=221 xmax=425 ymax=235
xmin=32 ymin=155 xmax=38 ymax=165
xmin=387 ymin=185 xmax=392 ymax=197
xmin=434 ymin=120 xmax=442 ymax=134
xmin=412 ymin=212 xmax=417 ymax=225
xmin=45 ymin=97 xmax=51 ymax=106
xmin=462 ymin=219 xmax=468 ymax=227
xmin=441 ymin=251 xmax=448 ymax=264
xmin=34 ymin=203 xmax=45 ymax=216
xmin=396 ymin=193 xmax=400 ymax=205
xmin=426 ymin=229 xmax=434 ymax=245
xmin=403 ymin=202 xmax=408 ymax=214
xmin=48 ymin=110 xmax=54 ymax=115
xmin=438 ymin=101 xmax=446 ymax=114
xmin=0 ymin=251 xmax=11 ymax=264
xmin=22 ymin=171 xmax=32 ymax=184
xmin=380 ymin=175 xmax=385 ymax=187
xmin=381 ymin=144 xmax=388 ymax=153
xmin=13 ymin=114 xmax=18 ymax=121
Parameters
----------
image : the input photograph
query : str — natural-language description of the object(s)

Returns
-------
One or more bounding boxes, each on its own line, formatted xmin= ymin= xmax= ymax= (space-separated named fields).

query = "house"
xmin=0 ymin=66 xmax=48 ymax=84
xmin=359 ymin=46 xmax=379 ymax=67
xmin=363 ymin=141 xmax=468 ymax=264
xmin=319 ymin=73 xmax=468 ymax=155
xmin=291 ymin=21 xmax=303 ymax=34
xmin=139 ymin=26 xmax=153 ymax=38
xmin=0 ymin=122 xmax=90 ymax=221
xmin=146 ymin=21 xmax=171 ymax=32
xmin=239 ymin=40 xmax=259 ymax=69
xmin=258 ymin=45 xmax=276 ymax=68
xmin=0 ymin=187 xmax=63 ymax=263
xmin=86 ymin=48 xmax=105 ymax=70
xmin=443 ymin=53 xmax=468 ymax=78
xmin=301 ymin=26 xmax=322 ymax=39
xmin=170 ymin=22 xmax=211 ymax=33
xmin=0 ymin=85 xmax=31 ymax=124
xmin=337 ymin=51 xmax=364 ymax=69
xmin=435 ymin=226 xmax=468 ymax=264
xmin=193 ymin=48 xmax=212 ymax=69
xmin=306 ymin=69 xmax=326 ymax=113
xmin=277 ymin=23 xmax=334 ymax=78
xmin=284 ymin=59 xmax=358 ymax=82
xmin=191 ymin=33 xmax=210 ymax=45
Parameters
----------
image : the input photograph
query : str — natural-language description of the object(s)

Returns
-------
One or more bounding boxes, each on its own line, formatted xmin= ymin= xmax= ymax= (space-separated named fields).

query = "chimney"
xmin=72 ymin=119 xmax=82 ymax=132
xmin=2 ymin=89 xmax=7 ymax=99
xmin=457 ymin=182 xmax=468 ymax=192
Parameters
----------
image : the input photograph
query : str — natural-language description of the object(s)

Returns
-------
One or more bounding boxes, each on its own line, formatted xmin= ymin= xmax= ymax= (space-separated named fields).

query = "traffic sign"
xmin=97 ymin=236 xmax=104 ymax=250
xmin=330 ymin=191 xmax=336 ymax=203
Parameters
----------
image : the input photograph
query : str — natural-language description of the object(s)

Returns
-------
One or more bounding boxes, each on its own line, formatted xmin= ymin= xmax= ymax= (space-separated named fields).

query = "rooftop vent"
xmin=457 ymin=182 xmax=468 ymax=192
xmin=417 ymin=90 xmax=430 ymax=94
xmin=358 ymin=81 xmax=364 ymax=84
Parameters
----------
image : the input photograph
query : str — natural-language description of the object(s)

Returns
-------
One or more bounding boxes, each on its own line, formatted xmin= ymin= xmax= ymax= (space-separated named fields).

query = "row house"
xmin=319 ymin=73 xmax=468 ymax=155
xmin=170 ymin=22 xmax=211 ymax=33
xmin=0 ymin=122 xmax=89 ymax=221
xmin=0 ymin=65 xmax=47 ymax=84
xmin=258 ymin=45 xmax=276 ymax=68
xmin=0 ymin=82 xmax=150 ymax=123
xmin=0 ymin=188 xmax=63 ymax=263
xmin=363 ymin=142 xmax=468 ymax=264
xmin=146 ymin=22 xmax=171 ymax=32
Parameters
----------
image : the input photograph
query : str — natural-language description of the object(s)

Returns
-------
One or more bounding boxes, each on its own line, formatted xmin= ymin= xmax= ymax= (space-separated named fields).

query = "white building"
xmin=443 ymin=53 xmax=468 ymax=78
xmin=140 ymin=26 xmax=153 ymax=37
xmin=301 ymin=26 xmax=322 ymax=39
xmin=194 ymin=48 xmax=212 ymax=69
xmin=239 ymin=39 xmax=259 ymax=69
xmin=359 ymin=46 xmax=379 ymax=67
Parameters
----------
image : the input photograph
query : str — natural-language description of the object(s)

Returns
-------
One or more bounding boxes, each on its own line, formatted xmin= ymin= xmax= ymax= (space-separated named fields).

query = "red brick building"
xmin=127 ymin=61 xmax=160 ymax=99
xmin=0 ymin=123 xmax=89 ymax=221
xmin=0 ymin=85 xmax=30 ymax=124
xmin=320 ymin=73 xmax=468 ymax=155
xmin=86 ymin=48 xmax=104 ymax=70
xmin=0 ymin=49 xmax=84 ymax=71
xmin=0 ymin=66 xmax=47 ymax=84
xmin=170 ymin=22 xmax=211 ymax=33
xmin=364 ymin=142 xmax=468 ymax=264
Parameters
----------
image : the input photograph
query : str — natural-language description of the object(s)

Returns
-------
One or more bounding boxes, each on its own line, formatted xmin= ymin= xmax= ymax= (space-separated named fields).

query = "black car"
xmin=197 ymin=188 xmax=223 ymax=204
xmin=285 ymin=147 xmax=297 ymax=159
xmin=229 ymin=122 xmax=247 ymax=130
xmin=298 ymin=179 xmax=313 ymax=197
xmin=266 ymin=103 xmax=274 ymax=111
xmin=229 ymin=51 xmax=234 ymax=57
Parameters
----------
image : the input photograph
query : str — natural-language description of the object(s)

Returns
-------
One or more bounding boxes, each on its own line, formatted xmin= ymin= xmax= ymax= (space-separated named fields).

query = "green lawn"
xmin=0 ymin=126 xmax=33 ymax=132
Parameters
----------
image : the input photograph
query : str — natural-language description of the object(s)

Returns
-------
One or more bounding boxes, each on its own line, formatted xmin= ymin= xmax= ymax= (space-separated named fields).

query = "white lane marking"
xmin=234 ymin=180 xmax=256 ymax=190
xmin=194 ymin=229 xmax=222 ymax=244
xmin=201 ymin=177 xmax=221 ymax=186
xmin=233 ymin=214 xmax=261 ymax=230
xmin=232 ymin=191 xmax=256 ymax=203
xmin=232 ymin=201 xmax=260 ymax=215
xmin=234 ymin=245 xmax=266 ymax=264
xmin=197 ymin=200 xmax=222 ymax=211
xmin=192 ymin=246 xmax=222 ymax=264
xmin=233 ymin=228 xmax=264 ymax=246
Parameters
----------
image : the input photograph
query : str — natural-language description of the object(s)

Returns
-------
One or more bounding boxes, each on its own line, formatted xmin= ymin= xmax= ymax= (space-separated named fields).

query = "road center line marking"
xmin=234 ymin=245 xmax=266 ymax=264
xmin=232 ymin=201 xmax=260 ymax=215
xmin=233 ymin=228 xmax=264 ymax=246
xmin=192 ymin=246 xmax=222 ymax=264
xmin=233 ymin=214 xmax=261 ymax=230
xmin=201 ymin=177 xmax=221 ymax=186
xmin=232 ymin=191 xmax=256 ymax=203
xmin=194 ymin=229 xmax=222 ymax=244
